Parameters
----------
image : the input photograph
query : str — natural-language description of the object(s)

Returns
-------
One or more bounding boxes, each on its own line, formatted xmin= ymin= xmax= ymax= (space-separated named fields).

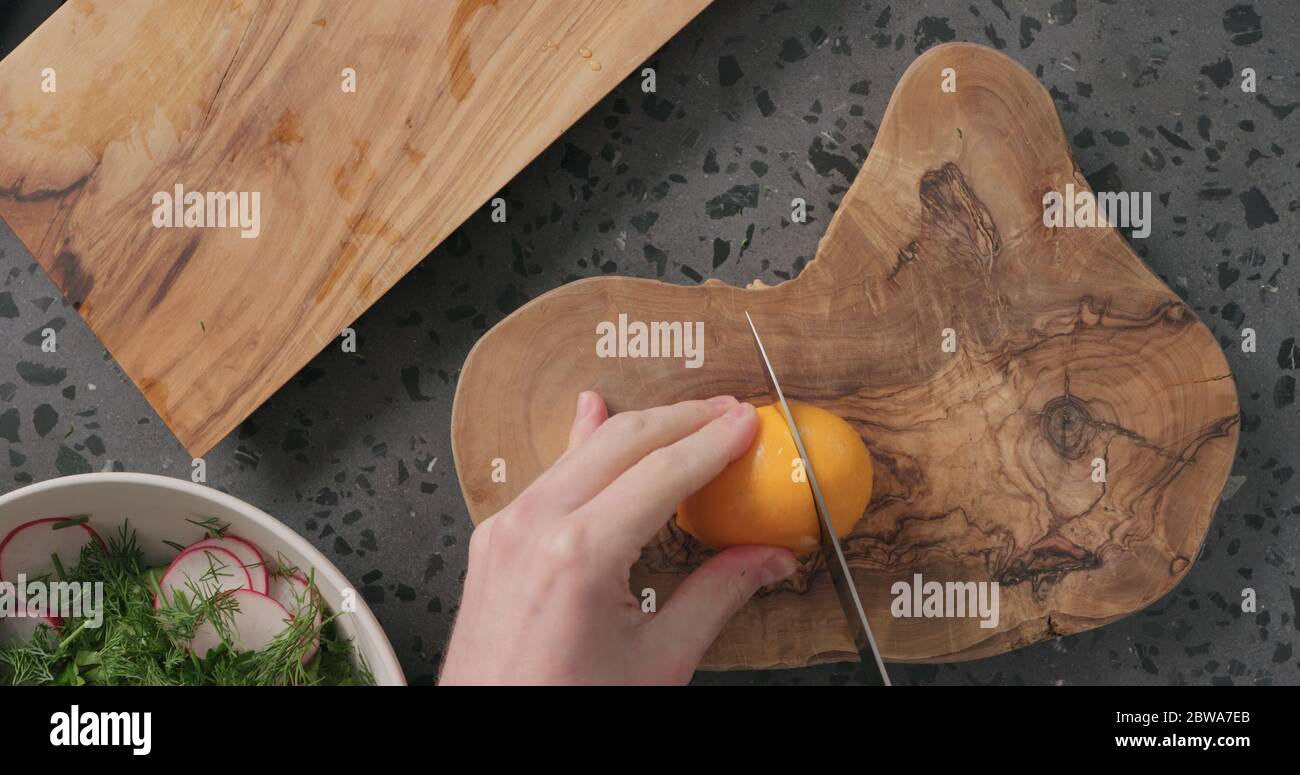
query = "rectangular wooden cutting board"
xmin=0 ymin=0 xmax=711 ymax=455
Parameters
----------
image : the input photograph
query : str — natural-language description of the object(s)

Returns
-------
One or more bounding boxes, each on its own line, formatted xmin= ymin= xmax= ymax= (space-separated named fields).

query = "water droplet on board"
xmin=589 ymin=60 xmax=602 ymax=71
xmin=579 ymin=48 xmax=592 ymax=58
xmin=541 ymin=39 xmax=557 ymax=52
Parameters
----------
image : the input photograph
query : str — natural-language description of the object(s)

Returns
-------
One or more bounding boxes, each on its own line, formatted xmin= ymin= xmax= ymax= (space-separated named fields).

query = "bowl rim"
xmin=0 ymin=472 xmax=407 ymax=686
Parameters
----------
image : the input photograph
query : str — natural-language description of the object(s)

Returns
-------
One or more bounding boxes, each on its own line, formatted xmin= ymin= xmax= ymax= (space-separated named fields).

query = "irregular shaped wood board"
xmin=0 ymin=0 xmax=712 ymax=455
xmin=451 ymin=43 xmax=1240 ymax=668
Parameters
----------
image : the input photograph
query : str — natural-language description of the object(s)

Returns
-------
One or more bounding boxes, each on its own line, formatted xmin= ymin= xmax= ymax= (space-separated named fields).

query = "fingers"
xmin=648 ymin=546 xmax=797 ymax=678
xmin=509 ymin=390 xmax=609 ymax=511
xmin=567 ymin=391 xmax=608 ymax=450
xmin=578 ymin=401 xmax=759 ymax=563
xmin=523 ymin=395 xmax=739 ymax=516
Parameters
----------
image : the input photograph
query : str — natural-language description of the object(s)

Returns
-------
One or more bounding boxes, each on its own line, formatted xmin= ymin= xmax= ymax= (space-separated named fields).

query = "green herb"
xmin=50 ymin=552 xmax=67 ymax=581
xmin=185 ymin=516 xmax=229 ymax=538
xmin=0 ymin=522 xmax=370 ymax=686
xmin=52 ymin=515 xmax=90 ymax=530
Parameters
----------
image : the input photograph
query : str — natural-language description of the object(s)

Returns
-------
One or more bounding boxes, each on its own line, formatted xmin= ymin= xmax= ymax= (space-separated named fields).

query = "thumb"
xmin=650 ymin=545 xmax=798 ymax=674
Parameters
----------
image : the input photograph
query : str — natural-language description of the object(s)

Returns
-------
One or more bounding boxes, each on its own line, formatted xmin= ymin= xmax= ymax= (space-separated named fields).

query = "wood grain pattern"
xmin=451 ymin=43 xmax=1240 ymax=668
xmin=0 ymin=0 xmax=712 ymax=455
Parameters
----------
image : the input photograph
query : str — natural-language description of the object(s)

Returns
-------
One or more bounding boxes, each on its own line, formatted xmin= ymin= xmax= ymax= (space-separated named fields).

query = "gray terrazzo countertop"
xmin=1 ymin=0 xmax=1297 ymax=685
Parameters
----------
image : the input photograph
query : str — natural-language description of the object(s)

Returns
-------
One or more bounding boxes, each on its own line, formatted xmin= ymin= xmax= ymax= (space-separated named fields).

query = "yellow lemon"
xmin=676 ymin=401 xmax=873 ymax=554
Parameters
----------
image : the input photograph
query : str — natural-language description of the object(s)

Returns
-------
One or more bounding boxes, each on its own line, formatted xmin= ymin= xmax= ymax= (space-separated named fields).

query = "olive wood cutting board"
xmin=451 ymin=42 xmax=1240 ymax=668
xmin=0 ymin=0 xmax=712 ymax=455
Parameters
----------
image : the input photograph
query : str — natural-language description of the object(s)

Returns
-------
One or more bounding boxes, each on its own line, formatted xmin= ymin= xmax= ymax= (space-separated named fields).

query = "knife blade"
xmin=744 ymin=311 xmax=890 ymax=686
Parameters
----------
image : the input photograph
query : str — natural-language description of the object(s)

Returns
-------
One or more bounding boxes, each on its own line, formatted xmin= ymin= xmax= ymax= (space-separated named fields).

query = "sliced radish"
xmin=0 ymin=518 xmax=105 ymax=583
xmin=270 ymin=573 xmax=322 ymax=663
xmin=154 ymin=546 xmax=252 ymax=608
xmin=188 ymin=589 xmax=292 ymax=657
xmin=0 ymin=602 xmax=63 ymax=645
xmin=186 ymin=535 xmax=269 ymax=594
xmin=269 ymin=574 xmax=317 ymax=617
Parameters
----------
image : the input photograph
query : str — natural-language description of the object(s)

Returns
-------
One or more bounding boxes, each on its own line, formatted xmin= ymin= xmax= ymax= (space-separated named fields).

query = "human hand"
xmin=440 ymin=392 xmax=798 ymax=685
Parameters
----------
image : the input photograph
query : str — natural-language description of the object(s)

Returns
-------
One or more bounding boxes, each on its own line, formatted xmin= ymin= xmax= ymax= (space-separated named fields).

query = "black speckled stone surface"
xmin=1 ymin=0 xmax=1297 ymax=685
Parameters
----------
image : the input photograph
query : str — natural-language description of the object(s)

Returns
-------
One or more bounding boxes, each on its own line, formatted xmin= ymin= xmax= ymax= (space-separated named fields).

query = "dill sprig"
xmin=0 ymin=521 xmax=371 ymax=686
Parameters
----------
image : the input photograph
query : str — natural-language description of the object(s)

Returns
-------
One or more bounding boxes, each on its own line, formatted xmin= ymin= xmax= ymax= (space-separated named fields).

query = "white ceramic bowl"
xmin=0 ymin=473 xmax=405 ymax=685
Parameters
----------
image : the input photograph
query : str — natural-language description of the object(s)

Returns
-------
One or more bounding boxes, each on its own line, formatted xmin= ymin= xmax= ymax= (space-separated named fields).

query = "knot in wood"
xmin=1040 ymin=395 xmax=1093 ymax=459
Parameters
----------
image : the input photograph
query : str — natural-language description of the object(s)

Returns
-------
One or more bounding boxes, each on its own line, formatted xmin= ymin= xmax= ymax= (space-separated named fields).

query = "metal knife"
xmin=744 ymin=311 xmax=891 ymax=686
